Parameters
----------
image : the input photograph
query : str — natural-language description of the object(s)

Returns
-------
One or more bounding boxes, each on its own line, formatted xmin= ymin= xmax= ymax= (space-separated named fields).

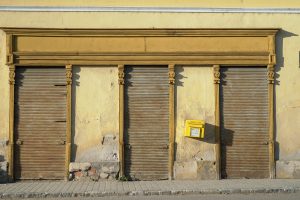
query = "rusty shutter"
xmin=14 ymin=67 xmax=66 ymax=180
xmin=220 ymin=67 xmax=269 ymax=179
xmin=124 ymin=66 xmax=169 ymax=180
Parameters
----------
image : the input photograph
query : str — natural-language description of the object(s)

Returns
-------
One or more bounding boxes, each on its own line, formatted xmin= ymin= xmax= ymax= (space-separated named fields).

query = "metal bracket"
xmin=57 ymin=140 xmax=66 ymax=145
xmin=262 ymin=141 xmax=269 ymax=145
xmin=16 ymin=139 xmax=23 ymax=145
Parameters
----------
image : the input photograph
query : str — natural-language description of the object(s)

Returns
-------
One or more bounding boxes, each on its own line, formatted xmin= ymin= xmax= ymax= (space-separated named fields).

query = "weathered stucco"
xmin=174 ymin=66 xmax=216 ymax=179
xmin=0 ymin=11 xmax=299 ymax=179
xmin=71 ymin=66 xmax=119 ymax=163
xmin=175 ymin=66 xmax=215 ymax=162
xmin=0 ymin=31 xmax=8 ymax=143
xmin=0 ymin=30 xmax=9 ymax=182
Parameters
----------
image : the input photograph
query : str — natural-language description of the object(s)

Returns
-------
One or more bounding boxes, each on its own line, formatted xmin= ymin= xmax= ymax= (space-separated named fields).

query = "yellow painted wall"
xmin=71 ymin=66 xmax=119 ymax=162
xmin=0 ymin=0 xmax=299 ymax=8
xmin=0 ymin=31 xmax=8 ymax=142
xmin=175 ymin=66 xmax=215 ymax=162
xmin=0 ymin=11 xmax=299 ymax=171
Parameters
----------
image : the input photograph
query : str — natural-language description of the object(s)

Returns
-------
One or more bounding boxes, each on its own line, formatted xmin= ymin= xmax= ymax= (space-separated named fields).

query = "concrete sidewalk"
xmin=0 ymin=179 xmax=300 ymax=199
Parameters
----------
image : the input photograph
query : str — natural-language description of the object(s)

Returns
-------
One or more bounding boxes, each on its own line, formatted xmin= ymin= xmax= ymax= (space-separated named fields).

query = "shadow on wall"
xmin=179 ymin=123 xmax=234 ymax=145
xmin=275 ymin=29 xmax=298 ymax=75
xmin=174 ymin=65 xmax=186 ymax=161
xmin=274 ymin=29 xmax=298 ymax=161
xmin=71 ymin=66 xmax=81 ymax=162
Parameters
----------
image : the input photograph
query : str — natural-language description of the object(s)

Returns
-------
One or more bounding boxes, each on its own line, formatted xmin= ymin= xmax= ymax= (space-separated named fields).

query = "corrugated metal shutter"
xmin=220 ymin=67 xmax=269 ymax=179
xmin=124 ymin=66 xmax=169 ymax=180
xmin=14 ymin=67 xmax=66 ymax=180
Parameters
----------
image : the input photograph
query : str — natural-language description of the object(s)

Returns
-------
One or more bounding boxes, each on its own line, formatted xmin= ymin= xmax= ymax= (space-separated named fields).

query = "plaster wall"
xmin=175 ymin=66 xmax=215 ymax=161
xmin=0 ymin=12 xmax=299 ymax=179
xmin=71 ymin=66 xmax=119 ymax=163
xmin=0 ymin=30 xmax=8 ymax=182
xmin=174 ymin=66 xmax=216 ymax=179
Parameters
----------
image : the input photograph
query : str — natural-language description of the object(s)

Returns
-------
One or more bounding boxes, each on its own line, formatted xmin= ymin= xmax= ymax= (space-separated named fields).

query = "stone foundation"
xmin=69 ymin=134 xmax=119 ymax=181
xmin=0 ymin=139 xmax=7 ymax=183
xmin=69 ymin=161 xmax=119 ymax=181
xmin=276 ymin=160 xmax=300 ymax=179
xmin=174 ymin=160 xmax=217 ymax=180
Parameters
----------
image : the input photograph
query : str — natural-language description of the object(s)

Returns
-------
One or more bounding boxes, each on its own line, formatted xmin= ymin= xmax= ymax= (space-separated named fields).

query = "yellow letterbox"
xmin=184 ymin=120 xmax=205 ymax=138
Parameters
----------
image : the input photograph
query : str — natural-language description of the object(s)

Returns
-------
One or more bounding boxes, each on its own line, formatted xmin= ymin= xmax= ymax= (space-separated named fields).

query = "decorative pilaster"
xmin=267 ymin=33 xmax=276 ymax=179
xmin=213 ymin=65 xmax=221 ymax=179
xmin=65 ymin=64 xmax=72 ymax=180
xmin=118 ymin=65 xmax=125 ymax=177
xmin=8 ymin=65 xmax=15 ymax=181
xmin=268 ymin=64 xmax=275 ymax=179
xmin=168 ymin=64 xmax=175 ymax=180
xmin=6 ymin=32 xmax=15 ymax=181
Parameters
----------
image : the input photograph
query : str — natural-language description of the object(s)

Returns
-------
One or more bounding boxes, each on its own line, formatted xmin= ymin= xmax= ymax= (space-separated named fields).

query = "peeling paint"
xmin=72 ymin=67 xmax=119 ymax=161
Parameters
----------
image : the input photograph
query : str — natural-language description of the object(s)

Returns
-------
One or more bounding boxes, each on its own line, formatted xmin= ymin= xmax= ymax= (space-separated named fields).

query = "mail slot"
xmin=184 ymin=120 xmax=205 ymax=138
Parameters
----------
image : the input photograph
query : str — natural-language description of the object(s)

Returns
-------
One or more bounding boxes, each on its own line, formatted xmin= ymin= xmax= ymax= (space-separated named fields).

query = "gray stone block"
xmin=0 ymin=139 xmax=7 ymax=164
xmin=69 ymin=162 xmax=91 ymax=172
xmin=197 ymin=161 xmax=217 ymax=180
xmin=80 ymin=162 xmax=92 ymax=171
xmin=91 ymin=161 xmax=119 ymax=174
xmin=276 ymin=160 xmax=300 ymax=178
xmin=174 ymin=160 xmax=217 ymax=180
xmin=100 ymin=172 xmax=109 ymax=179
xmin=174 ymin=161 xmax=198 ymax=180
xmin=70 ymin=161 xmax=119 ymax=181
xmin=0 ymin=161 xmax=7 ymax=183
xmin=0 ymin=161 xmax=6 ymax=171
xmin=69 ymin=162 xmax=80 ymax=172
xmin=90 ymin=174 xmax=100 ymax=181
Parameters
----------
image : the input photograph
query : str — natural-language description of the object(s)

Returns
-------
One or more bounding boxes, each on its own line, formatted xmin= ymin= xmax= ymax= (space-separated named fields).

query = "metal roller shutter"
xmin=124 ymin=66 xmax=169 ymax=180
xmin=14 ymin=67 xmax=66 ymax=180
xmin=220 ymin=67 xmax=269 ymax=179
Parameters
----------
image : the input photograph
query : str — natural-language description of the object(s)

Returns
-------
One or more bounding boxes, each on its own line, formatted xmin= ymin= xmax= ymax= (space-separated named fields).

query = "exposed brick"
xmin=88 ymin=167 xmax=97 ymax=176
xmin=74 ymin=171 xmax=83 ymax=178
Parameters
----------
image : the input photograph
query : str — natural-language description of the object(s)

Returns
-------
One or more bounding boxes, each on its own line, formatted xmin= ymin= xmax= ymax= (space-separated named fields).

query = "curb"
xmin=1 ymin=187 xmax=299 ymax=199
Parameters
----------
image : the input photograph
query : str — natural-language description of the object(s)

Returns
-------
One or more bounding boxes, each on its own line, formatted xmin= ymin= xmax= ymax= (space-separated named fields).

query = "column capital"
xmin=118 ymin=65 xmax=125 ymax=85
xmin=213 ymin=65 xmax=220 ymax=84
xmin=168 ymin=64 xmax=175 ymax=85
xmin=66 ymin=65 xmax=72 ymax=85
xmin=268 ymin=65 xmax=275 ymax=84
xmin=8 ymin=65 xmax=15 ymax=85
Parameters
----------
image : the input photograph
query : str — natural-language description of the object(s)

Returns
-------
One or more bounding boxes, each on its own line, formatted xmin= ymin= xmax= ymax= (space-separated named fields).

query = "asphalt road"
xmin=10 ymin=192 xmax=300 ymax=200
